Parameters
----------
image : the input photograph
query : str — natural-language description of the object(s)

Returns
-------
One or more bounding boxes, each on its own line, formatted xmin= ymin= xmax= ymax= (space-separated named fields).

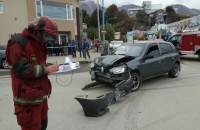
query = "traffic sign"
xmin=101 ymin=29 xmax=106 ymax=34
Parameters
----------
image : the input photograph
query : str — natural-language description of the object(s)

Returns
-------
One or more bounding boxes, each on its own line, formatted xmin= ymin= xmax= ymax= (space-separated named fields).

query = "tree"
xmin=135 ymin=10 xmax=148 ymax=30
xmin=165 ymin=6 xmax=180 ymax=23
xmin=136 ymin=10 xmax=147 ymax=23
xmin=165 ymin=6 xmax=175 ymax=13
xmin=105 ymin=4 xmax=118 ymax=24
xmin=82 ymin=9 xmax=90 ymax=23
xmin=104 ymin=24 xmax=115 ymax=42
xmin=86 ymin=27 xmax=98 ymax=40
xmin=115 ymin=10 xmax=135 ymax=35
xmin=87 ymin=8 xmax=102 ymax=28
xmin=115 ymin=10 xmax=129 ymax=23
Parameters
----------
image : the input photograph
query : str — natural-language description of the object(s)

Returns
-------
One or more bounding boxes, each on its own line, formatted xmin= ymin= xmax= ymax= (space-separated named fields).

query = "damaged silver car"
xmin=89 ymin=41 xmax=180 ymax=92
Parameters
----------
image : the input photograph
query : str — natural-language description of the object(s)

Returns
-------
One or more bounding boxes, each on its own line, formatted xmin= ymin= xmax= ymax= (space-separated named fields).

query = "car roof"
xmin=0 ymin=45 xmax=7 ymax=50
xmin=110 ymin=40 xmax=123 ymax=42
xmin=125 ymin=40 xmax=171 ymax=45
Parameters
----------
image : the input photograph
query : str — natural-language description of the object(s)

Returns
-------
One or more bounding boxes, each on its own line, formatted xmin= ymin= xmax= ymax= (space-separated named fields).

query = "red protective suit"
xmin=6 ymin=28 xmax=51 ymax=130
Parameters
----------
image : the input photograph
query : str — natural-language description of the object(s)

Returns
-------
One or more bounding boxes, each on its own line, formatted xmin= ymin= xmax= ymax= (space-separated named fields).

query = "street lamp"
xmin=106 ymin=17 xmax=117 ymax=24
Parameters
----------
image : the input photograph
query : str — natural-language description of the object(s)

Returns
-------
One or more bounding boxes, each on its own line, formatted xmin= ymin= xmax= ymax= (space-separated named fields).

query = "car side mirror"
xmin=143 ymin=55 xmax=154 ymax=60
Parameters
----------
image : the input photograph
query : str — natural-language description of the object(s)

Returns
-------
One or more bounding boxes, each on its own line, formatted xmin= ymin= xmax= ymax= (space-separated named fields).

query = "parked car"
xmin=0 ymin=45 xmax=9 ymax=69
xmin=109 ymin=40 xmax=124 ymax=50
xmin=89 ymin=41 xmax=180 ymax=92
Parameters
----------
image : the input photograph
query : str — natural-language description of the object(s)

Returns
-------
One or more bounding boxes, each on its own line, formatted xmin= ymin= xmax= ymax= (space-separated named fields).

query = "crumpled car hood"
xmin=94 ymin=55 xmax=126 ymax=67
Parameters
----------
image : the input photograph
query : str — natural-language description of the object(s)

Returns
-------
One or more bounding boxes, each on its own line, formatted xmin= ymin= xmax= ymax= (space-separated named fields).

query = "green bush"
xmin=133 ymin=35 xmax=139 ymax=40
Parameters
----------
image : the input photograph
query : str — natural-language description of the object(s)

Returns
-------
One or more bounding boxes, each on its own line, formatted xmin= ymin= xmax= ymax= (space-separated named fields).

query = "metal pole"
xmin=97 ymin=0 xmax=101 ymax=41
xmin=102 ymin=0 xmax=105 ymax=42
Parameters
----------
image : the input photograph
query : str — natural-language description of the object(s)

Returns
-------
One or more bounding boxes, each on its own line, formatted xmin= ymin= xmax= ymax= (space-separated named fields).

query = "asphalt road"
xmin=1 ymin=55 xmax=200 ymax=130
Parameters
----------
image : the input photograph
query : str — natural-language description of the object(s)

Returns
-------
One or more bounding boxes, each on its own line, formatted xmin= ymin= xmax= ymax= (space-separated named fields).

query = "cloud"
xmin=175 ymin=0 xmax=187 ymax=3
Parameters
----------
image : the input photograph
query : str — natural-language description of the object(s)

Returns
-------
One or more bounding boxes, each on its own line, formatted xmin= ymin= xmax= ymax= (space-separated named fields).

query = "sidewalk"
xmin=46 ymin=50 xmax=101 ymax=64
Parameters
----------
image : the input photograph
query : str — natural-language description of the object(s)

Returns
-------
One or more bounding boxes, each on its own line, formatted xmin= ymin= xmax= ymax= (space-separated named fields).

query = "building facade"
xmin=0 ymin=0 xmax=84 ymax=45
xmin=127 ymin=8 xmax=143 ymax=18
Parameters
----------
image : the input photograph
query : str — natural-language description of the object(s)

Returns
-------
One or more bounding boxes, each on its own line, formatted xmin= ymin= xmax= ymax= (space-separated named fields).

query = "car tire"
xmin=130 ymin=72 xmax=141 ymax=92
xmin=1 ymin=59 xmax=9 ymax=69
xmin=168 ymin=63 xmax=180 ymax=78
xmin=198 ymin=54 xmax=200 ymax=61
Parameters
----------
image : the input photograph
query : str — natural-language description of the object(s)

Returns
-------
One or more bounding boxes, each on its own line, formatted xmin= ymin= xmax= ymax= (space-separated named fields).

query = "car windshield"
xmin=113 ymin=44 xmax=145 ymax=57
xmin=110 ymin=41 xmax=123 ymax=45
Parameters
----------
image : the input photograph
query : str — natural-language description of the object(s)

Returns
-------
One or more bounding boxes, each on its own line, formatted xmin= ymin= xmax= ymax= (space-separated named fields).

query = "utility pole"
xmin=102 ymin=0 xmax=105 ymax=42
xmin=97 ymin=0 xmax=101 ymax=41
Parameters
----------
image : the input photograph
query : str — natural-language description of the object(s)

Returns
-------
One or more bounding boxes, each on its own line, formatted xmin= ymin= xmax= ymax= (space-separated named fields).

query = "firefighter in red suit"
xmin=6 ymin=16 xmax=59 ymax=130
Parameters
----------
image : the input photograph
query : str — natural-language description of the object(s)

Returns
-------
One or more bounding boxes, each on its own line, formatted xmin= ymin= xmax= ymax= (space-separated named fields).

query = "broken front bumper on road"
xmin=76 ymin=71 xmax=133 ymax=117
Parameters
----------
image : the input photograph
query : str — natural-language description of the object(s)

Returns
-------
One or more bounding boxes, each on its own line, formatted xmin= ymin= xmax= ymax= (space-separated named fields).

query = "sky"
xmin=101 ymin=0 xmax=200 ymax=9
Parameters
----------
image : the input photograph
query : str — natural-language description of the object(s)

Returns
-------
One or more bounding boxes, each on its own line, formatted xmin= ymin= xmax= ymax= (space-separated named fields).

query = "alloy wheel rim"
xmin=3 ymin=60 xmax=9 ymax=69
xmin=131 ymin=75 xmax=140 ymax=90
xmin=174 ymin=64 xmax=179 ymax=76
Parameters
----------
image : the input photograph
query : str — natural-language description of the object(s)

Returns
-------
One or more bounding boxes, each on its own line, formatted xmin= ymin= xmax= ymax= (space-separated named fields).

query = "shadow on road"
xmin=180 ymin=56 xmax=199 ymax=62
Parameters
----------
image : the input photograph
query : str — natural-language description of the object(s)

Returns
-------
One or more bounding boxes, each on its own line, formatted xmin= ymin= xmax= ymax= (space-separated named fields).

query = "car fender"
xmin=126 ymin=58 xmax=142 ymax=75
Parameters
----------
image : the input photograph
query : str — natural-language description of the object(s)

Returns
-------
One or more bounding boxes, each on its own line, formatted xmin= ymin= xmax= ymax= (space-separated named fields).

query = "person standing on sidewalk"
xmin=95 ymin=40 xmax=100 ymax=52
xmin=78 ymin=39 xmax=83 ymax=58
xmin=83 ymin=39 xmax=90 ymax=60
xmin=67 ymin=39 xmax=72 ymax=55
xmin=71 ymin=39 xmax=77 ymax=58
xmin=6 ymin=16 xmax=59 ymax=130
xmin=60 ymin=39 xmax=65 ymax=56
xmin=54 ymin=40 xmax=60 ymax=56
xmin=47 ymin=41 xmax=53 ymax=56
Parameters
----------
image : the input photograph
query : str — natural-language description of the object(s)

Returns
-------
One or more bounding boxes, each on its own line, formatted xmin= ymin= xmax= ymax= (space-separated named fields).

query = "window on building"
xmin=0 ymin=2 xmax=3 ymax=13
xmin=72 ymin=9 xmax=75 ymax=19
xmin=36 ymin=0 xmax=73 ymax=20
xmin=157 ymin=12 xmax=163 ymax=16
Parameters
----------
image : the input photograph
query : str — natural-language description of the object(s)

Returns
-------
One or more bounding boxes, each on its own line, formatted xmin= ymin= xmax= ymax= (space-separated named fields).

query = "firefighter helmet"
xmin=28 ymin=16 xmax=58 ymax=38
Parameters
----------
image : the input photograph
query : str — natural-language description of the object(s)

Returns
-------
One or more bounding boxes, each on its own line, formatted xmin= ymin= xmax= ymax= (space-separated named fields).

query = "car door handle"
xmin=171 ymin=57 xmax=174 ymax=60
xmin=158 ymin=61 xmax=161 ymax=63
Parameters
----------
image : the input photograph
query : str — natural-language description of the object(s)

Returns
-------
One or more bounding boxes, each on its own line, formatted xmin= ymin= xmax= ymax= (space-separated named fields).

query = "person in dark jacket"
xmin=95 ymin=40 xmax=100 ymax=52
xmin=47 ymin=41 xmax=53 ymax=56
xmin=83 ymin=39 xmax=90 ymax=59
xmin=67 ymin=39 xmax=72 ymax=55
xmin=71 ymin=39 xmax=77 ymax=57
xmin=60 ymin=39 xmax=65 ymax=56
xmin=53 ymin=40 xmax=60 ymax=56
xmin=78 ymin=39 xmax=83 ymax=58
xmin=6 ymin=16 xmax=59 ymax=130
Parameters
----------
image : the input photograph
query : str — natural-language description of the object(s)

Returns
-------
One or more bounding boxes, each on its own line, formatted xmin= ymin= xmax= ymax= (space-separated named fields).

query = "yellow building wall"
xmin=0 ymin=0 xmax=28 ymax=44
xmin=0 ymin=0 xmax=81 ymax=45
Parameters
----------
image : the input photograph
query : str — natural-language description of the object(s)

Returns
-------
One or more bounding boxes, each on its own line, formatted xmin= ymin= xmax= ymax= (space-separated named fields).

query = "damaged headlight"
xmin=110 ymin=65 xmax=126 ymax=74
xmin=90 ymin=62 xmax=95 ymax=68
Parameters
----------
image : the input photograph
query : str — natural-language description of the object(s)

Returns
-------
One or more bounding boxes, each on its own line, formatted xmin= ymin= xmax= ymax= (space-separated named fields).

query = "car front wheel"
xmin=168 ymin=63 xmax=180 ymax=78
xmin=130 ymin=73 xmax=141 ymax=92
xmin=1 ymin=59 xmax=10 ymax=69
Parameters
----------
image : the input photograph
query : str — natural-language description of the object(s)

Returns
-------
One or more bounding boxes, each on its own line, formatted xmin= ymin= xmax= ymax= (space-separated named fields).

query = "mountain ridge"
xmin=79 ymin=1 xmax=200 ymax=16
